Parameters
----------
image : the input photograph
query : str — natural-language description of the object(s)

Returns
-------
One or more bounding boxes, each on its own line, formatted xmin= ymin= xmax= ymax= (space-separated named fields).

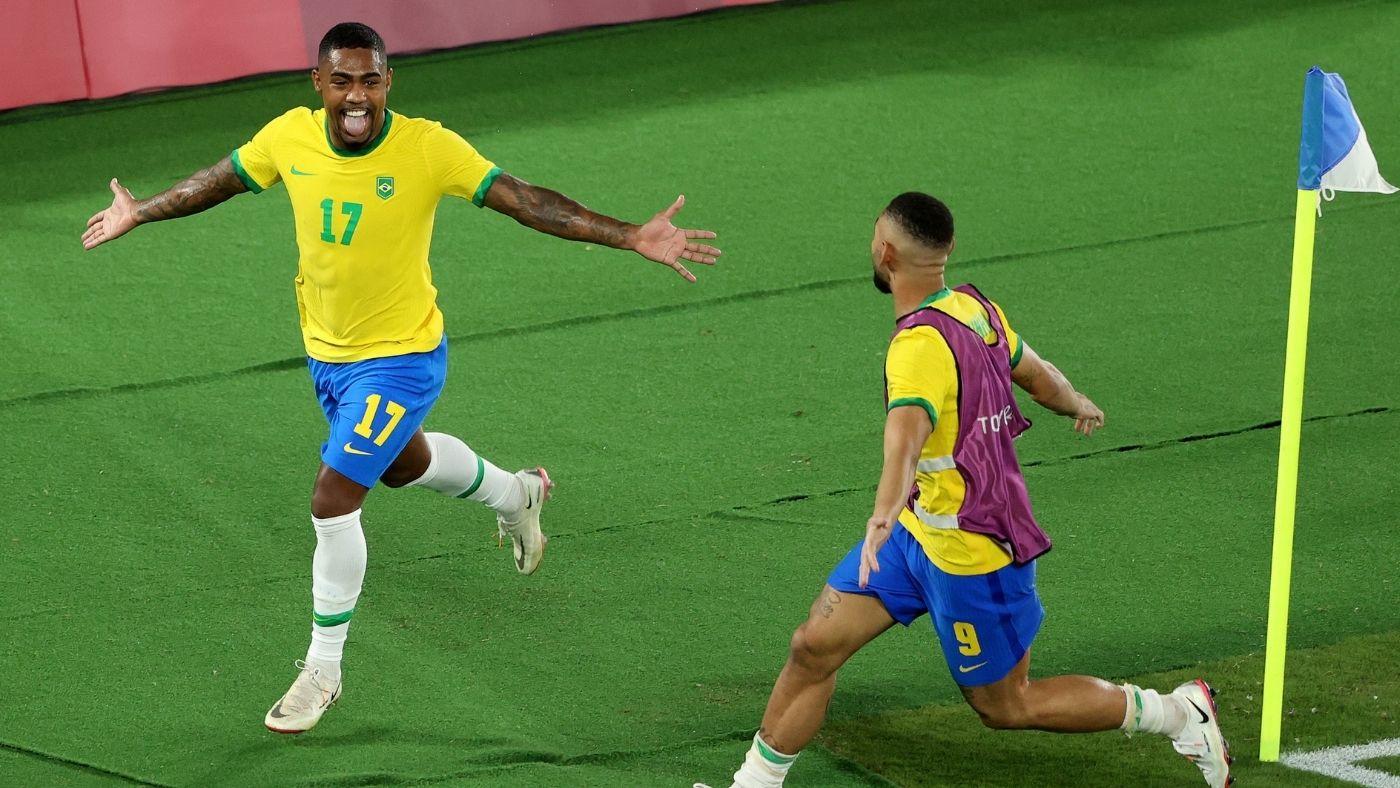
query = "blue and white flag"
xmin=1298 ymin=66 xmax=1395 ymax=194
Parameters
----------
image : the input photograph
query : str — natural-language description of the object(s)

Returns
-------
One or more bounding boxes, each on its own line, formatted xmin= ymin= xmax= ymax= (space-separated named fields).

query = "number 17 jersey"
xmin=231 ymin=107 xmax=500 ymax=362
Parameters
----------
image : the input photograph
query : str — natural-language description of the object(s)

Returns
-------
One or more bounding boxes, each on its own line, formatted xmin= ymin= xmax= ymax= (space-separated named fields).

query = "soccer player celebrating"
xmin=699 ymin=194 xmax=1229 ymax=788
xmin=81 ymin=22 xmax=720 ymax=734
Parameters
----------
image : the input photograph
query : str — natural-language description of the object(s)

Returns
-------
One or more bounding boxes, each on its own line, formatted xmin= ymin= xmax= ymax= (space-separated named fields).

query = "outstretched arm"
xmin=483 ymin=172 xmax=720 ymax=282
xmin=82 ymin=156 xmax=249 ymax=250
xmin=1011 ymin=343 xmax=1105 ymax=436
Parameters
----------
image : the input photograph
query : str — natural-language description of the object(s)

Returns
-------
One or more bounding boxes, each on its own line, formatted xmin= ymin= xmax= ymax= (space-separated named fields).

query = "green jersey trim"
xmin=473 ymin=166 xmax=503 ymax=207
xmin=917 ymin=288 xmax=954 ymax=310
xmin=229 ymin=150 xmax=263 ymax=194
xmin=324 ymin=109 xmax=394 ymax=157
xmin=888 ymin=396 xmax=938 ymax=427
xmin=1009 ymin=336 xmax=1024 ymax=367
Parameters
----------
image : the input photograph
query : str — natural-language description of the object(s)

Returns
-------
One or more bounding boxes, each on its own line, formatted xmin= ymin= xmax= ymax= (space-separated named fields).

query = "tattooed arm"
xmin=82 ymin=157 xmax=249 ymax=250
xmin=483 ymin=172 xmax=633 ymax=247
xmin=483 ymin=172 xmax=721 ymax=282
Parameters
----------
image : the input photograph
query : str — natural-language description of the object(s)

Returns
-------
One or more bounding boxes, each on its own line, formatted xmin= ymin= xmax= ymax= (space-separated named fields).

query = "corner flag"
xmin=1260 ymin=66 xmax=1395 ymax=762
xmin=1297 ymin=67 xmax=1396 ymax=195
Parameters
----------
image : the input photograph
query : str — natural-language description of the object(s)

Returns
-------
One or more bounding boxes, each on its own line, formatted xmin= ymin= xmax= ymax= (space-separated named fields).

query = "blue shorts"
xmin=827 ymin=524 xmax=1044 ymax=687
xmin=307 ymin=339 xmax=448 ymax=488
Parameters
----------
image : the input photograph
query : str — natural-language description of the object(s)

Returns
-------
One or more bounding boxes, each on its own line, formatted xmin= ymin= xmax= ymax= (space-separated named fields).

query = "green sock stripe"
xmin=1132 ymin=688 xmax=1144 ymax=729
xmin=313 ymin=609 xmax=354 ymax=627
xmin=457 ymin=455 xmax=486 ymax=499
xmin=755 ymin=736 xmax=798 ymax=765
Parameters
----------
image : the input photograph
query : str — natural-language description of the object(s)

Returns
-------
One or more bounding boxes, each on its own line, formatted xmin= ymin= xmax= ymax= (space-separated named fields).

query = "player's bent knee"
xmin=311 ymin=474 xmax=368 ymax=519
xmin=974 ymin=706 xmax=1031 ymax=730
xmin=379 ymin=469 xmax=415 ymax=488
xmin=380 ymin=431 xmax=431 ymax=489
xmin=787 ymin=622 xmax=844 ymax=676
xmin=311 ymin=462 xmax=373 ymax=513
xmin=963 ymin=691 xmax=1032 ymax=730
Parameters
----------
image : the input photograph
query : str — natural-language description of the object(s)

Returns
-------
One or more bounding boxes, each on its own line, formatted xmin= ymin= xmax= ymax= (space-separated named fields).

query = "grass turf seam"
xmin=6 ymin=405 xmax=1385 ymax=624
xmin=1021 ymin=405 xmax=1394 ymax=468
xmin=0 ymin=739 xmax=174 ymax=787
xmin=295 ymin=726 xmax=898 ymax=787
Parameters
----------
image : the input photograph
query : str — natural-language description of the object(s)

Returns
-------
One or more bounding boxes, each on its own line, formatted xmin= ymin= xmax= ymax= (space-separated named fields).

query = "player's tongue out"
xmin=342 ymin=109 xmax=370 ymax=139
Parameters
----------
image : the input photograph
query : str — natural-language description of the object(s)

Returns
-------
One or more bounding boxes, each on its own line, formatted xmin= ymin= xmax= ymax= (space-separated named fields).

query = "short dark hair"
xmin=318 ymin=22 xmax=386 ymax=62
xmin=883 ymin=192 xmax=954 ymax=250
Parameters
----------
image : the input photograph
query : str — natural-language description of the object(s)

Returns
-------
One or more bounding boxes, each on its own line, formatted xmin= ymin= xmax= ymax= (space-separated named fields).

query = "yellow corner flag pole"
xmin=1259 ymin=187 xmax=1319 ymax=762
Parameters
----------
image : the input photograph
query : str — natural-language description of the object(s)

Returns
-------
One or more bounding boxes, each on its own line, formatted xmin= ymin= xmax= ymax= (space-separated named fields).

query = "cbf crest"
xmin=376 ymin=176 xmax=395 ymax=201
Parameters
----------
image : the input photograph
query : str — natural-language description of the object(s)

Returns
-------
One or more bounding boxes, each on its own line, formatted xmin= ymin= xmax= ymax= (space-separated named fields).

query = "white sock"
xmin=409 ymin=432 xmax=525 ymax=514
xmin=305 ymin=509 xmax=366 ymax=681
xmin=1120 ymin=684 xmax=1189 ymax=738
xmin=732 ymin=733 xmax=799 ymax=788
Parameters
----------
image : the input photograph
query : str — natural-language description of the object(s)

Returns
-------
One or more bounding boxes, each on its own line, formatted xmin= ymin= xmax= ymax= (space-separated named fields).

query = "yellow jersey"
xmin=231 ymin=107 xmax=499 ymax=362
xmin=885 ymin=287 xmax=1025 ymax=575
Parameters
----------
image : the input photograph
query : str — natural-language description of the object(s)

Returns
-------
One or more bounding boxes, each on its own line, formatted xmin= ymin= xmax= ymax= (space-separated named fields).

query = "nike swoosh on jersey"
xmin=343 ymin=442 xmax=373 ymax=456
xmin=958 ymin=661 xmax=989 ymax=673
xmin=290 ymin=165 xmax=316 ymax=176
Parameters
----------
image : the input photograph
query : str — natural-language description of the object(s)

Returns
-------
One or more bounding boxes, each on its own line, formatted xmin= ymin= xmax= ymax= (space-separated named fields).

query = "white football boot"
xmin=497 ymin=467 xmax=552 ymax=574
xmin=1171 ymin=679 xmax=1233 ymax=787
xmin=264 ymin=660 xmax=341 ymax=734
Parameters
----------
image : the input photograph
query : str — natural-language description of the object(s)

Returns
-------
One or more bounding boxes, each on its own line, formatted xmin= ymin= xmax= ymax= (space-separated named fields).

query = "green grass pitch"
xmin=2 ymin=0 xmax=1399 ymax=785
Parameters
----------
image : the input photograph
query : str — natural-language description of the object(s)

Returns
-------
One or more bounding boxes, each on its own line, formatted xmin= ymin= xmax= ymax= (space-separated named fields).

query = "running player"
xmin=698 ymin=193 xmax=1229 ymax=787
xmin=81 ymin=22 xmax=720 ymax=734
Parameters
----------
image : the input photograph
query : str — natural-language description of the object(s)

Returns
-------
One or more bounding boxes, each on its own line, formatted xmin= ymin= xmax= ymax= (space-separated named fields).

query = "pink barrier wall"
xmin=298 ymin=0 xmax=773 ymax=58
xmin=2 ymin=0 xmax=88 ymax=110
xmin=4 ymin=0 xmax=776 ymax=111
xmin=79 ymin=0 xmax=308 ymax=101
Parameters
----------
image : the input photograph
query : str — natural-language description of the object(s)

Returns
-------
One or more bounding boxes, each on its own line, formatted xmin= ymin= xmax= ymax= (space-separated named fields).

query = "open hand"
xmin=631 ymin=195 xmax=720 ymax=282
xmin=858 ymin=514 xmax=895 ymax=588
xmin=83 ymin=179 xmax=139 ymax=250
xmin=1073 ymin=394 xmax=1105 ymax=437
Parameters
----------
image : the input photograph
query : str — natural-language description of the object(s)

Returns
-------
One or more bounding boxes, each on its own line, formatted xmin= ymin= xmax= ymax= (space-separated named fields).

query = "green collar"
xmin=916 ymin=287 xmax=953 ymax=310
xmin=324 ymin=109 xmax=393 ymax=157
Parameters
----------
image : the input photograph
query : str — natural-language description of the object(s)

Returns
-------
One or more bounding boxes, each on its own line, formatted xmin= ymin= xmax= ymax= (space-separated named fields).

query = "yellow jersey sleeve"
xmin=990 ymin=300 xmax=1024 ymax=367
xmin=422 ymin=124 xmax=500 ymax=206
xmin=230 ymin=111 xmax=292 ymax=193
xmin=885 ymin=327 xmax=955 ymax=428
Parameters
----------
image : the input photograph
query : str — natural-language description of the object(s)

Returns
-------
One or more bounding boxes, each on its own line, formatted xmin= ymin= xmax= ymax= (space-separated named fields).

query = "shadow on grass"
xmin=823 ymin=632 xmax=1400 ymax=787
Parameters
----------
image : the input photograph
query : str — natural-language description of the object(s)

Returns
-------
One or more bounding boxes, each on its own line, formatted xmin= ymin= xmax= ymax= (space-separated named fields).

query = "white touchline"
xmin=1282 ymin=738 xmax=1400 ymax=787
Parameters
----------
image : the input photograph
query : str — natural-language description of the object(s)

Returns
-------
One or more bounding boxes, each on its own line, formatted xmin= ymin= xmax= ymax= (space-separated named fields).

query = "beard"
xmin=871 ymin=266 xmax=892 ymax=294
